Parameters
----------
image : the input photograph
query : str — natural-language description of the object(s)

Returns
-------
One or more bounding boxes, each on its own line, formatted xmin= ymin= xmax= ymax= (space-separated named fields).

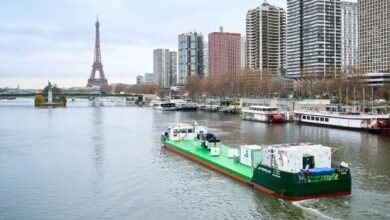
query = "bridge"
xmin=0 ymin=93 xmax=143 ymax=99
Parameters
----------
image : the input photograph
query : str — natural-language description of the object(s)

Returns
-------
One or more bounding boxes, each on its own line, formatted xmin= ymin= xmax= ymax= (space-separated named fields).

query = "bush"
xmin=34 ymin=95 xmax=44 ymax=106
xmin=59 ymin=95 xmax=67 ymax=106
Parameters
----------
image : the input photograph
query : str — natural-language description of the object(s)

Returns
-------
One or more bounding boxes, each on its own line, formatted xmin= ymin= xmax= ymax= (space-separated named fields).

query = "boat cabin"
xmin=238 ymin=143 xmax=336 ymax=174
xmin=248 ymin=106 xmax=279 ymax=113
xmin=242 ymin=106 xmax=285 ymax=123
xmin=165 ymin=123 xmax=207 ymax=141
xmin=161 ymin=103 xmax=176 ymax=108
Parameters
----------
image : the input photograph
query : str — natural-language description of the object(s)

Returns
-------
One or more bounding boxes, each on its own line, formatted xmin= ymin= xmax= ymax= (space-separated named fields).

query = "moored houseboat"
xmin=294 ymin=110 xmax=390 ymax=132
xmin=154 ymin=102 xmax=177 ymax=111
xmin=242 ymin=106 xmax=286 ymax=123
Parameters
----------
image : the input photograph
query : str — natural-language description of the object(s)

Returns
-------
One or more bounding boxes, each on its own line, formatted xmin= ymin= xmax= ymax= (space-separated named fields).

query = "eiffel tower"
xmin=87 ymin=17 xmax=109 ymax=88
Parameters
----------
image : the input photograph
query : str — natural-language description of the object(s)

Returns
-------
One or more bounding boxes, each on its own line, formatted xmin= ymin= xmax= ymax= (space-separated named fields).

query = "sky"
xmin=0 ymin=0 xmax=287 ymax=89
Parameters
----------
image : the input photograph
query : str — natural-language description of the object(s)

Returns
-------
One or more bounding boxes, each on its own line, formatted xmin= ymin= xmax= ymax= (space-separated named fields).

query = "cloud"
xmin=0 ymin=0 xmax=287 ymax=88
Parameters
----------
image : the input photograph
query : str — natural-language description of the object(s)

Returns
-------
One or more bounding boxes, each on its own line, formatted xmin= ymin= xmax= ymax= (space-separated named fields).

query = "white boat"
xmin=219 ymin=106 xmax=239 ymax=114
xmin=170 ymin=99 xmax=198 ymax=111
xmin=176 ymin=102 xmax=198 ymax=111
xmin=149 ymin=99 xmax=162 ymax=107
xmin=242 ymin=106 xmax=286 ymax=123
xmin=125 ymin=97 xmax=138 ymax=106
xmin=154 ymin=102 xmax=177 ymax=111
xmin=294 ymin=109 xmax=390 ymax=132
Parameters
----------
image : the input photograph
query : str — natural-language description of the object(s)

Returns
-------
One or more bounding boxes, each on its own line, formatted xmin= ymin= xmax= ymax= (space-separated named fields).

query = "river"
xmin=0 ymin=99 xmax=389 ymax=219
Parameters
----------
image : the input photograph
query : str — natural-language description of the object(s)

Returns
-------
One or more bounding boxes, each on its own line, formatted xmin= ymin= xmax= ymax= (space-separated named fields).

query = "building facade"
xmin=203 ymin=42 xmax=209 ymax=76
xmin=178 ymin=32 xmax=204 ymax=85
xmin=153 ymin=49 xmax=177 ymax=89
xmin=208 ymin=27 xmax=241 ymax=76
xmin=341 ymin=1 xmax=358 ymax=71
xmin=358 ymin=0 xmax=390 ymax=73
xmin=287 ymin=0 xmax=341 ymax=77
xmin=170 ymin=51 xmax=178 ymax=86
xmin=246 ymin=1 xmax=286 ymax=75
xmin=241 ymin=36 xmax=247 ymax=70
xmin=362 ymin=73 xmax=390 ymax=87
xmin=143 ymin=73 xmax=155 ymax=85
xmin=136 ymin=75 xmax=143 ymax=85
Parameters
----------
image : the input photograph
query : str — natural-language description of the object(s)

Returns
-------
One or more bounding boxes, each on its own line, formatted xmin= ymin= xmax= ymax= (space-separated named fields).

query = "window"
xmin=316 ymin=117 xmax=319 ymax=121
xmin=303 ymin=116 xmax=306 ymax=119
xmin=320 ymin=118 xmax=324 ymax=122
xmin=325 ymin=118 xmax=329 ymax=122
xmin=311 ymin=116 xmax=315 ymax=120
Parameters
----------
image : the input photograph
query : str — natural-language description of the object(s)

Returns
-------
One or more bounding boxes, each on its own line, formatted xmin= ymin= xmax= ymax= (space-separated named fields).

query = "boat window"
xmin=181 ymin=129 xmax=186 ymax=133
xmin=311 ymin=116 xmax=315 ymax=120
xmin=188 ymin=129 xmax=193 ymax=133
xmin=325 ymin=118 xmax=329 ymax=122
xmin=320 ymin=118 xmax=324 ymax=122
xmin=316 ymin=117 xmax=319 ymax=121
xmin=303 ymin=116 xmax=306 ymax=119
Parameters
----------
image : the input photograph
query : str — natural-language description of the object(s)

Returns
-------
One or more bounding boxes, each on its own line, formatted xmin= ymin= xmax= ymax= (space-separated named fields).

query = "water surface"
xmin=0 ymin=99 xmax=389 ymax=219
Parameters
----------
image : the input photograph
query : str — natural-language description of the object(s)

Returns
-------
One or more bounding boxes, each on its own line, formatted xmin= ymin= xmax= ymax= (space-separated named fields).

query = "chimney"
xmin=219 ymin=26 xmax=223 ymax=33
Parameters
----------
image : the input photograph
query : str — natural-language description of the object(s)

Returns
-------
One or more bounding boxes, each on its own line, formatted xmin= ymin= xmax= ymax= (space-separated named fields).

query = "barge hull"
xmin=164 ymin=142 xmax=351 ymax=201
xmin=252 ymin=183 xmax=350 ymax=201
xmin=251 ymin=164 xmax=351 ymax=201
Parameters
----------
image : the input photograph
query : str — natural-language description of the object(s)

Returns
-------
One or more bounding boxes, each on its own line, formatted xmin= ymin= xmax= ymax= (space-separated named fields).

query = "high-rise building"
xmin=153 ymin=49 xmax=177 ymax=89
xmin=358 ymin=0 xmax=390 ymax=73
xmin=143 ymin=73 xmax=155 ymax=85
xmin=203 ymin=42 xmax=209 ymax=76
xmin=170 ymin=51 xmax=178 ymax=86
xmin=241 ymin=36 xmax=247 ymax=70
xmin=246 ymin=1 xmax=286 ymax=75
xmin=178 ymin=32 xmax=204 ymax=85
xmin=341 ymin=1 xmax=358 ymax=71
xmin=208 ymin=27 xmax=241 ymax=76
xmin=136 ymin=75 xmax=143 ymax=85
xmin=287 ymin=0 xmax=341 ymax=77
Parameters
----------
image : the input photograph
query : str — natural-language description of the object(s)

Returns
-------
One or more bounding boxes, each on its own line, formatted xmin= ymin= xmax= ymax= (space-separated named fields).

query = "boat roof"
xmin=295 ymin=110 xmax=390 ymax=119
xmin=261 ymin=143 xmax=331 ymax=150
xmin=168 ymin=123 xmax=204 ymax=129
xmin=169 ymin=99 xmax=187 ymax=104
xmin=241 ymin=145 xmax=262 ymax=150
xmin=249 ymin=105 xmax=278 ymax=109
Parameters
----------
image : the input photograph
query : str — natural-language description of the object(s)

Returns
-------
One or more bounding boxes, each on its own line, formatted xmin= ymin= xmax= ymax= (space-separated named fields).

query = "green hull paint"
xmin=163 ymin=138 xmax=351 ymax=200
xmin=251 ymin=164 xmax=351 ymax=199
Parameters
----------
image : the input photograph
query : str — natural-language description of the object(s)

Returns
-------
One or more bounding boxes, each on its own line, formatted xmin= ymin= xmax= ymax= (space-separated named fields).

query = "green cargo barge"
xmin=162 ymin=123 xmax=351 ymax=201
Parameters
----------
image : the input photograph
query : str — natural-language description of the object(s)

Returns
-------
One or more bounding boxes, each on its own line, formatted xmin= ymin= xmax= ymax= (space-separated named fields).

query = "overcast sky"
xmin=0 ymin=0 xmax=288 ymax=88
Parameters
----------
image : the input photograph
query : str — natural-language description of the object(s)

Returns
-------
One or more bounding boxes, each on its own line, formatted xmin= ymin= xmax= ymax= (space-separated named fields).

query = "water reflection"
xmin=298 ymin=124 xmax=364 ymax=145
xmin=91 ymin=107 xmax=105 ymax=183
